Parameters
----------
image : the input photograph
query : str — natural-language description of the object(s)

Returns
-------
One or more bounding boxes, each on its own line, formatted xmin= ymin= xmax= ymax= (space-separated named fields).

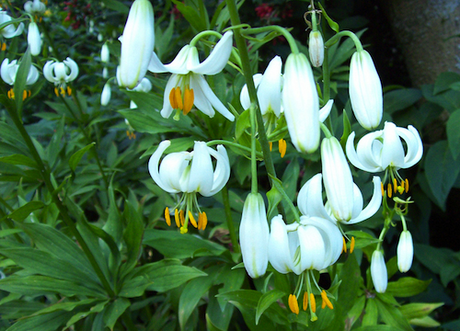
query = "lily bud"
xmin=101 ymin=82 xmax=111 ymax=106
xmin=118 ymin=0 xmax=154 ymax=89
xmin=371 ymin=250 xmax=388 ymax=293
xmin=349 ymin=50 xmax=383 ymax=130
xmin=101 ymin=43 xmax=110 ymax=63
xmin=28 ymin=22 xmax=42 ymax=56
xmin=308 ymin=30 xmax=324 ymax=67
xmin=239 ymin=193 xmax=269 ymax=278
xmin=397 ymin=230 xmax=414 ymax=273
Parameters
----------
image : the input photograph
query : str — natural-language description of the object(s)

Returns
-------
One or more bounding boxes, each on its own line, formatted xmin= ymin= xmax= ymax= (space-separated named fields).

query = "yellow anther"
xmin=175 ymin=86 xmax=183 ymax=110
xmin=60 ymin=87 xmax=66 ymax=96
xmin=180 ymin=226 xmax=188 ymax=234
xmin=174 ymin=209 xmax=180 ymax=227
xmin=22 ymin=90 xmax=27 ymax=101
xmin=188 ymin=211 xmax=198 ymax=228
xmin=310 ymin=293 xmax=316 ymax=313
xmin=28 ymin=90 xmax=31 ymax=97
xmin=302 ymin=292 xmax=308 ymax=311
xmin=342 ymin=237 xmax=347 ymax=253
xmin=7 ymin=89 xmax=14 ymax=99
xmin=54 ymin=87 xmax=59 ymax=97
xmin=400 ymin=179 xmax=405 ymax=191
xmin=1 ymin=42 xmax=6 ymax=51
xmin=169 ymin=87 xmax=178 ymax=109
xmin=183 ymin=88 xmax=194 ymax=115
xmin=405 ymin=178 xmax=409 ymax=193
xmin=164 ymin=207 xmax=171 ymax=226
xmin=288 ymin=294 xmax=299 ymax=315
xmin=321 ymin=290 xmax=333 ymax=310
xmin=67 ymin=86 xmax=72 ymax=96
xmin=269 ymin=141 xmax=273 ymax=151
xmin=387 ymin=183 xmax=392 ymax=198
xmin=393 ymin=178 xmax=397 ymax=193
xmin=350 ymin=236 xmax=355 ymax=254
xmin=198 ymin=211 xmax=207 ymax=230
xmin=381 ymin=182 xmax=384 ymax=197
xmin=278 ymin=139 xmax=287 ymax=158
xmin=179 ymin=210 xmax=185 ymax=226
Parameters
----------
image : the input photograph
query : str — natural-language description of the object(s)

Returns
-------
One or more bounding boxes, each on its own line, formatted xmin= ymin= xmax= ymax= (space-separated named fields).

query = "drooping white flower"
xmin=148 ymin=140 xmax=230 ymax=197
xmin=43 ymin=57 xmax=79 ymax=96
xmin=101 ymin=82 xmax=111 ymax=106
xmin=371 ymin=250 xmax=388 ymax=293
xmin=298 ymin=173 xmax=382 ymax=225
xmin=240 ymin=56 xmax=282 ymax=120
xmin=308 ymin=30 xmax=324 ymax=67
xmin=28 ymin=22 xmax=42 ymax=56
xmin=130 ymin=77 xmax=152 ymax=108
xmin=24 ymin=0 xmax=46 ymax=15
xmin=349 ymin=50 xmax=383 ymax=130
xmin=346 ymin=121 xmax=423 ymax=173
xmin=239 ymin=193 xmax=269 ymax=278
xmin=1 ymin=58 xmax=39 ymax=86
xmin=0 ymin=9 xmax=24 ymax=38
xmin=282 ymin=52 xmax=319 ymax=153
xmin=397 ymin=230 xmax=413 ymax=273
xmin=148 ymin=31 xmax=235 ymax=121
xmin=268 ymin=215 xmax=342 ymax=275
xmin=118 ymin=0 xmax=154 ymax=89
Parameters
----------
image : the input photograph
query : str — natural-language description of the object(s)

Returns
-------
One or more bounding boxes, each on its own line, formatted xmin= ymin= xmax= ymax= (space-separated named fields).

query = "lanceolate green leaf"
xmin=5 ymin=310 xmax=74 ymax=331
xmin=7 ymin=201 xmax=44 ymax=222
xmin=69 ymin=142 xmax=96 ymax=172
xmin=255 ymin=289 xmax=285 ymax=324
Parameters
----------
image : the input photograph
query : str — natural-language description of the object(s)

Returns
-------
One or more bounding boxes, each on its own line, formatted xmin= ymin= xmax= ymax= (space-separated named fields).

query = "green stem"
xmin=5 ymin=105 xmax=115 ymax=298
xmin=325 ymin=30 xmax=363 ymax=52
xmin=221 ymin=185 xmax=240 ymax=254
xmin=206 ymin=140 xmax=262 ymax=158
xmin=190 ymin=30 xmax=223 ymax=47
xmin=241 ymin=26 xmax=299 ymax=54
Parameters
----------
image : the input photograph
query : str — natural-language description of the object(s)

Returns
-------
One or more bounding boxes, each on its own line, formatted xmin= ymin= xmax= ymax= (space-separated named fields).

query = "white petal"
xmin=240 ymin=74 xmax=262 ymax=110
xmin=268 ymin=215 xmax=293 ymax=274
xmin=381 ymin=122 xmax=405 ymax=169
xmin=398 ymin=125 xmax=423 ymax=168
xmin=183 ymin=141 xmax=213 ymax=194
xmin=371 ymin=250 xmax=388 ymax=293
xmin=258 ymin=56 xmax=282 ymax=117
xmin=298 ymin=223 xmax=325 ymax=271
xmin=148 ymin=141 xmax=180 ymax=193
xmin=148 ymin=51 xmax=168 ymax=73
xmin=63 ymin=57 xmax=79 ymax=82
xmin=161 ymin=152 xmax=191 ymax=192
xmin=206 ymin=145 xmax=230 ymax=196
xmin=319 ymin=99 xmax=334 ymax=122
xmin=160 ymin=74 xmax=181 ymax=118
xmin=1 ymin=58 xmax=15 ymax=85
xmin=297 ymin=174 xmax=331 ymax=221
xmin=163 ymin=45 xmax=193 ymax=74
xmin=347 ymin=176 xmax=382 ymax=224
xmin=43 ymin=61 xmax=56 ymax=83
xmin=189 ymin=74 xmax=215 ymax=117
xmin=191 ymin=31 xmax=233 ymax=75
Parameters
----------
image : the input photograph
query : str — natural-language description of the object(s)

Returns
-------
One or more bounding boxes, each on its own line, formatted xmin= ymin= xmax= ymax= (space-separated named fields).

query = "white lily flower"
xmin=309 ymin=30 xmax=324 ymax=67
xmin=118 ymin=0 xmax=154 ymax=89
xmin=240 ymin=193 xmax=269 ymax=278
xmin=397 ymin=230 xmax=413 ymax=273
xmin=24 ymin=0 xmax=46 ymax=15
xmin=282 ymin=52 xmax=319 ymax=153
xmin=349 ymin=50 xmax=383 ymax=130
xmin=101 ymin=43 xmax=110 ymax=63
xmin=346 ymin=121 xmax=423 ymax=173
xmin=298 ymin=173 xmax=382 ymax=225
xmin=101 ymin=82 xmax=111 ymax=106
xmin=43 ymin=57 xmax=79 ymax=96
xmin=1 ymin=58 xmax=39 ymax=86
xmin=371 ymin=250 xmax=388 ymax=293
xmin=28 ymin=22 xmax=42 ymax=56
xmin=268 ymin=215 xmax=342 ymax=275
xmin=148 ymin=140 xmax=230 ymax=197
xmin=0 ymin=9 xmax=24 ymax=38
xmin=148 ymin=31 xmax=235 ymax=121
xmin=130 ymin=77 xmax=152 ymax=108
xmin=240 ymin=56 xmax=282 ymax=120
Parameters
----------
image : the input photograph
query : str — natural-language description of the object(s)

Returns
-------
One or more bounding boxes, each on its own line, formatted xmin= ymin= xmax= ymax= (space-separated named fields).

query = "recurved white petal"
xmin=191 ymin=31 xmax=233 ymax=75
xmin=297 ymin=174 xmax=330 ymax=220
xmin=268 ymin=215 xmax=293 ymax=274
xmin=148 ymin=141 xmax=181 ymax=193
xmin=319 ymin=99 xmax=334 ymax=122
xmin=206 ymin=145 xmax=231 ymax=196
xmin=257 ymin=56 xmax=282 ymax=117
xmin=381 ymin=122 xmax=405 ymax=169
xmin=240 ymin=74 xmax=262 ymax=110
xmin=347 ymin=176 xmax=382 ymax=224
xmin=187 ymin=141 xmax=214 ymax=195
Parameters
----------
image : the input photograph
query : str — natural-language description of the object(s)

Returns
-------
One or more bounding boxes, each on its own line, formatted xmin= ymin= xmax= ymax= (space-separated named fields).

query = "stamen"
xmin=350 ymin=236 xmax=355 ymax=254
xmin=342 ymin=237 xmax=347 ymax=253
xmin=387 ymin=183 xmax=392 ymax=198
xmin=279 ymin=139 xmax=287 ymax=158
xmin=269 ymin=141 xmax=273 ymax=151
xmin=183 ymin=88 xmax=194 ymax=115
xmin=405 ymin=179 xmax=409 ymax=193
xmin=67 ymin=86 xmax=72 ymax=96
xmin=288 ymin=294 xmax=299 ymax=314
xmin=200 ymin=212 xmax=207 ymax=230
xmin=164 ymin=207 xmax=171 ymax=226
xmin=28 ymin=90 xmax=31 ymax=97
xmin=179 ymin=210 xmax=185 ymax=226
xmin=302 ymin=292 xmax=308 ymax=311
xmin=54 ymin=87 xmax=59 ymax=97
xmin=1 ymin=42 xmax=6 ymax=51
xmin=174 ymin=209 xmax=181 ymax=227
xmin=188 ymin=211 xmax=198 ymax=228
xmin=321 ymin=290 xmax=333 ymax=310
xmin=380 ymin=182 xmax=384 ymax=197
xmin=175 ymin=86 xmax=183 ymax=110
xmin=393 ymin=178 xmax=397 ymax=193
xmin=22 ymin=90 xmax=27 ymax=101
xmin=169 ymin=87 xmax=178 ymax=109
xmin=310 ymin=293 xmax=316 ymax=313
xmin=400 ymin=179 xmax=405 ymax=191
xmin=7 ymin=89 xmax=14 ymax=99
xmin=60 ymin=87 xmax=66 ymax=96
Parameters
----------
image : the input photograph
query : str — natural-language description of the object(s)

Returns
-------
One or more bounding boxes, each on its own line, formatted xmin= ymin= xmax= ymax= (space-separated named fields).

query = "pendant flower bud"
xmin=28 ymin=22 xmax=42 ymax=56
xmin=0 ymin=9 xmax=24 ymax=38
xmin=308 ymin=30 xmax=324 ymax=67
xmin=239 ymin=193 xmax=269 ymax=278
xmin=283 ymin=53 xmax=320 ymax=153
xmin=43 ymin=57 xmax=79 ymax=96
xmin=101 ymin=82 xmax=111 ymax=106
xmin=1 ymin=58 xmax=39 ymax=86
xmin=118 ymin=0 xmax=154 ymax=89
xmin=268 ymin=215 xmax=342 ymax=275
xmin=148 ymin=31 xmax=235 ymax=121
xmin=101 ymin=43 xmax=110 ymax=63
xmin=349 ymin=50 xmax=383 ymax=130
xmin=397 ymin=230 xmax=413 ymax=273
xmin=371 ymin=250 xmax=388 ymax=293
xmin=346 ymin=121 xmax=423 ymax=173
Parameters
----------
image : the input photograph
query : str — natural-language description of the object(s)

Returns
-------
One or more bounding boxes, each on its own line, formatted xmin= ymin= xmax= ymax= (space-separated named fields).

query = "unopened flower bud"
xmin=308 ymin=30 xmax=324 ymax=67
xmin=397 ymin=230 xmax=413 ymax=273
xmin=101 ymin=82 xmax=111 ymax=106
xmin=371 ymin=250 xmax=387 ymax=293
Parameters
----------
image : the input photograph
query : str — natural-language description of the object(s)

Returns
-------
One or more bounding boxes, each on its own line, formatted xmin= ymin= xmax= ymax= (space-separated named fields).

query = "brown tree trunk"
xmin=381 ymin=0 xmax=460 ymax=86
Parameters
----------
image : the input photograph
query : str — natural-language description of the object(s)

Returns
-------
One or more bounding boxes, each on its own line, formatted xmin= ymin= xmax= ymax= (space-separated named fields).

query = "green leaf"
xmin=143 ymin=229 xmax=226 ymax=259
xmin=65 ymin=300 xmax=108 ymax=328
xmin=383 ymin=88 xmax=422 ymax=114
xmin=7 ymin=201 xmax=44 ymax=222
xmin=447 ymin=109 xmax=460 ymax=159
xmin=386 ymin=277 xmax=431 ymax=297
xmin=121 ymin=200 xmax=144 ymax=276
xmin=13 ymin=48 xmax=31 ymax=113
xmin=69 ymin=142 xmax=96 ymax=172
xmin=421 ymin=84 xmax=460 ymax=113
xmin=424 ymin=140 xmax=460 ymax=210
xmin=0 ymin=154 xmax=37 ymax=168
xmin=362 ymin=299 xmax=378 ymax=326
xmin=255 ymin=289 xmax=285 ymax=324
xmin=0 ymin=229 xmax=22 ymax=238
xmin=433 ymin=72 xmax=460 ymax=95
xmin=353 ymin=326 xmax=403 ymax=331
xmin=338 ymin=254 xmax=361 ymax=316
xmin=317 ymin=2 xmax=339 ymax=32
xmin=103 ymin=298 xmax=131 ymax=331
xmin=119 ymin=259 xmax=207 ymax=297
xmin=409 ymin=315 xmax=440 ymax=328
xmin=236 ymin=109 xmax=250 ymax=141
xmin=6 ymin=311 xmax=73 ymax=331
xmin=31 ymin=298 xmax=98 ymax=316
xmin=172 ymin=0 xmax=207 ymax=32
xmin=374 ymin=297 xmax=413 ymax=331
xmin=340 ymin=110 xmax=352 ymax=150
xmin=399 ymin=302 xmax=443 ymax=320
xmin=281 ymin=158 xmax=299 ymax=201
xmin=101 ymin=0 xmax=129 ymax=13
